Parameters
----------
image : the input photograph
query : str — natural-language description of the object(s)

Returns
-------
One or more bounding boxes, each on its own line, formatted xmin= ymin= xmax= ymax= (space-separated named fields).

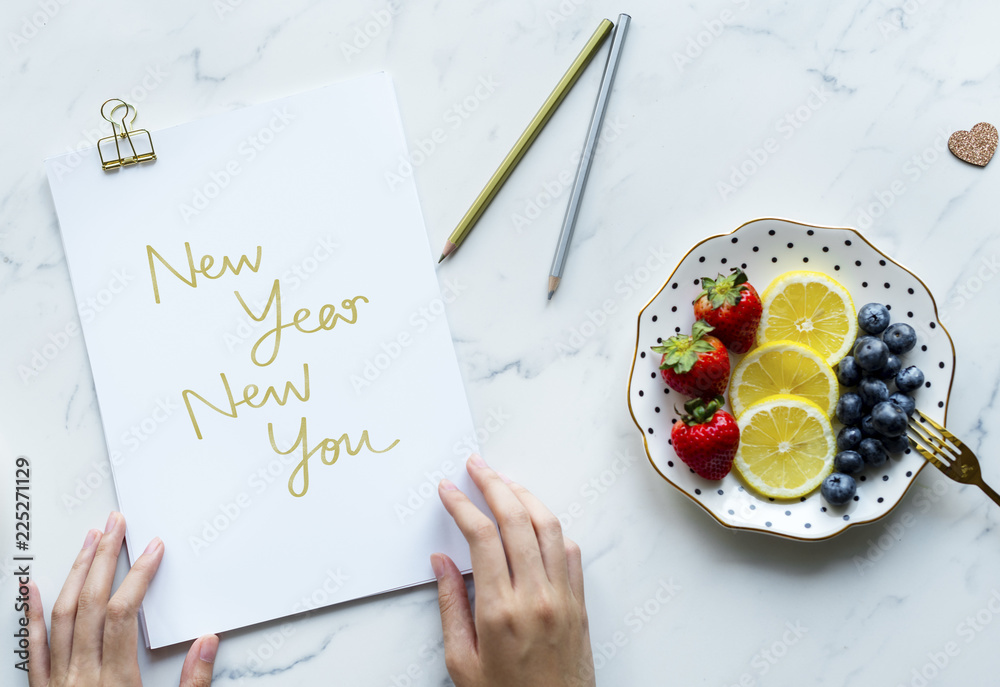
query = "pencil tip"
xmin=547 ymin=291 xmax=554 ymax=300
xmin=438 ymin=254 xmax=445 ymax=264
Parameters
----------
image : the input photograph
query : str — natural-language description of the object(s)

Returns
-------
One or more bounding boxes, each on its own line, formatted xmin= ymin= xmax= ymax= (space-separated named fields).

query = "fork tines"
xmin=906 ymin=409 xmax=961 ymax=469
xmin=906 ymin=409 xmax=1000 ymax=506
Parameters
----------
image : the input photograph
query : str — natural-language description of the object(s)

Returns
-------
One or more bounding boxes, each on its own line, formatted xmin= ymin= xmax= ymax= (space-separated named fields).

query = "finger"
xmin=48 ymin=528 xmax=102 ymax=676
xmin=25 ymin=581 xmax=51 ymax=686
xmin=504 ymin=479 xmax=570 ymax=588
xmin=438 ymin=479 xmax=510 ymax=592
xmin=179 ymin=635 xmax=218 ymax=687
xmin=465 ymin=455 xmax=545 ymax=587
xmin=431 ymin=553 xmax=477 ymax=673
xmin=564 ymin=537 xmax=586 ymax=607
xmin=71 ymin=511 xmax=125 ymax=669
xmin=101 ymin=537 xmax=164 ymax=680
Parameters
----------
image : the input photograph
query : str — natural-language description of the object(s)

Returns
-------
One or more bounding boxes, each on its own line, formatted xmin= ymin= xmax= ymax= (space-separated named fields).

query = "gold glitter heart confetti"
xmin=948 ymin=122 xmax=998 ymax=167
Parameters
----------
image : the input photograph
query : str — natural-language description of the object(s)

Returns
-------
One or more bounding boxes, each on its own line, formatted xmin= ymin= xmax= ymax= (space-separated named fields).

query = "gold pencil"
xmin=439 ymin=18 xmax=614 ymax=263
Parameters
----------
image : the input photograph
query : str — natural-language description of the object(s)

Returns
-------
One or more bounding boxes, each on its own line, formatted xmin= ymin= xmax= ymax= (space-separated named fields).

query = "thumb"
xmin=179 ymin=634 xmax=218 ymax=687
xmin=431 ymin=553 xmax=476 ymax=667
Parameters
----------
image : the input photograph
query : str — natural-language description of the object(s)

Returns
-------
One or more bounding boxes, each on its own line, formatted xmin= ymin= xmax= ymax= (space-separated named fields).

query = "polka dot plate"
xmin=627 ymin=218 xmax=955 ymax=540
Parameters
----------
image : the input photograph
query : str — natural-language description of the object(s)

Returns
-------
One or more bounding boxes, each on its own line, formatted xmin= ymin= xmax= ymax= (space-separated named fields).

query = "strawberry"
xmin=651 ymin=320 xmax=730 ymax=399
xmin=670 ymin=396 xmax=740 ymax=480
xmin=692 ymin=267 xmax=762 ymax=354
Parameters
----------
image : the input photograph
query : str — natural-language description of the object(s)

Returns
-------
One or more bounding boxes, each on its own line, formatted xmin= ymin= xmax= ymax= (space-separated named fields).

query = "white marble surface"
xmin=3 ymin=0 xmax=1000 ymax=685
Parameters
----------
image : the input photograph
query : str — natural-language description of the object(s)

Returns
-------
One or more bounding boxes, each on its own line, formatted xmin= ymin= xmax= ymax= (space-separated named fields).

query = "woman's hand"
xmin=432 ymin=455 xmax=595 ymax=687
xmin=25 ymin=511 xmax=218 ymax=686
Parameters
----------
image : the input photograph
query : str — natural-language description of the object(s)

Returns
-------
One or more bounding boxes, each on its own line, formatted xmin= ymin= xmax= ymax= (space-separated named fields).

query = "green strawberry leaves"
xmin=694 ymin=267 xmax=750 ymax=309
xmin=690 ymin=319 xmax=714 ymax=340
xmin=680 ymin=395 xmax=726 ymax=426
xmin=651 ymin=320 xmax=717 ymax=374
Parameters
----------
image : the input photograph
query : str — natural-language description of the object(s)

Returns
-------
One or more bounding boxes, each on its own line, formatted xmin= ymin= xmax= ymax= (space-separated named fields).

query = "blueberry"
xmin=837 ymin=425 xmax=863 ymax=451
xmin=896 ymin=365 xmax=925 ymax=393
xmin=858 ymin=437 xmax=889 ymax=466
xmin=875 ymin=354 xmax=902 ymax=381
xmin=888 ymin=392 xmax=916 ymax=417
xmin=859 ymin=414 xmax=878 ymax=437
xmin=883 ymin=323 xmax=917 ymax=354
xmin=881 ymin=434 xmax=910 ymax=454
xmin=858 ymin=302 xmax=890 ymax=334
xmin=837 ymin=356 xmax=862 ymax=387
xmin=821 ymin=473 xmax=857 ymax=505
xmin=871 ymin=401 xmax=907 ymax=437
xmin=853 ymin=335 xmax=879 ymax=355
xmin=836 ymin=393 xmax=864 ymax=425
xmin=854 ymin=337 xmax=889 ymax=371
xmin=834 ymin=450 xmax=865 ymax=475
xmin=858 ymin=377 xmax=889 ymax=410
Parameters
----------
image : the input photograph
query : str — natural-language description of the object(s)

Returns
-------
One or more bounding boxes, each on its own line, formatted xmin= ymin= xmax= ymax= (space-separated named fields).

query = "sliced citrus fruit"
xmin=734 ymin=395 xmax=836 ymax=499
xmin=729 ymin=340 xmax=837 ymax=417
xmin=756 ymin=271 xmax=857 ymax=365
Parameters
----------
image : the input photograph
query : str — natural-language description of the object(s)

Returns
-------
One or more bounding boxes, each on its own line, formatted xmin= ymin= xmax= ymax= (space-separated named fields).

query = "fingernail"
xmin=82 ymin=529 xmax=100 ymax=550
xmin=498 ymin=471 xmax=512 ymax=484
xmin=199 ymin=635 xmax=219 ymax=662
xmin=143 ymin=537 xmax=162 ymax=556
xmin=440 ymin=479 xmax=458 ymax=491
xmin=430 ymin=554 xmax=445 ymax=580
xmin=104 ymin=512 xmax=119 ymax=534
xmin=469 ymin=454 xmax=487 ymax=469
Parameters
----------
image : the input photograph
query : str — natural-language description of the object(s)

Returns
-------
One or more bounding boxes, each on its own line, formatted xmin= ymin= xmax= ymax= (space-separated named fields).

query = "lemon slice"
xmin=756 ymin=271 xmax=857 ymax=365
xmin=735 ymin=395 xmax=836 ymax=499
xmin=729 ymin=341 xmax=837 ymax=417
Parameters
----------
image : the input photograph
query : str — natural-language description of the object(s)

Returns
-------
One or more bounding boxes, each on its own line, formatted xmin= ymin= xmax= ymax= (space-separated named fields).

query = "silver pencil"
xmin=548 ymin=13 xmax=631 ymax=300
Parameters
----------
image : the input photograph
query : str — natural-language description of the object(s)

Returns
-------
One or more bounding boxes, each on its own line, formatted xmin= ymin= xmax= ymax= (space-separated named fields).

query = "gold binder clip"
xmin=97 ymin=99 xmax=156 ymax=171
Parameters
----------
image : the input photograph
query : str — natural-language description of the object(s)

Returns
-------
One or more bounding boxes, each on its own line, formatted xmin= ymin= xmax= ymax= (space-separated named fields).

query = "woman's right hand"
xmin=431 ymin=455 xmax=595 ymax=687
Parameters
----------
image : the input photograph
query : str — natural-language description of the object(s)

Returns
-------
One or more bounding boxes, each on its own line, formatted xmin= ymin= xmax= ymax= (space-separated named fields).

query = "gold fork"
xmin=907 ymin=409 xmax=1000 ymax=507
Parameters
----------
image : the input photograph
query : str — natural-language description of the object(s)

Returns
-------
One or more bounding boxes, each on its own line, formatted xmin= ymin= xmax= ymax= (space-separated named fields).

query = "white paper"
xmin=45 ymin=73 xmax=480 ymax=648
